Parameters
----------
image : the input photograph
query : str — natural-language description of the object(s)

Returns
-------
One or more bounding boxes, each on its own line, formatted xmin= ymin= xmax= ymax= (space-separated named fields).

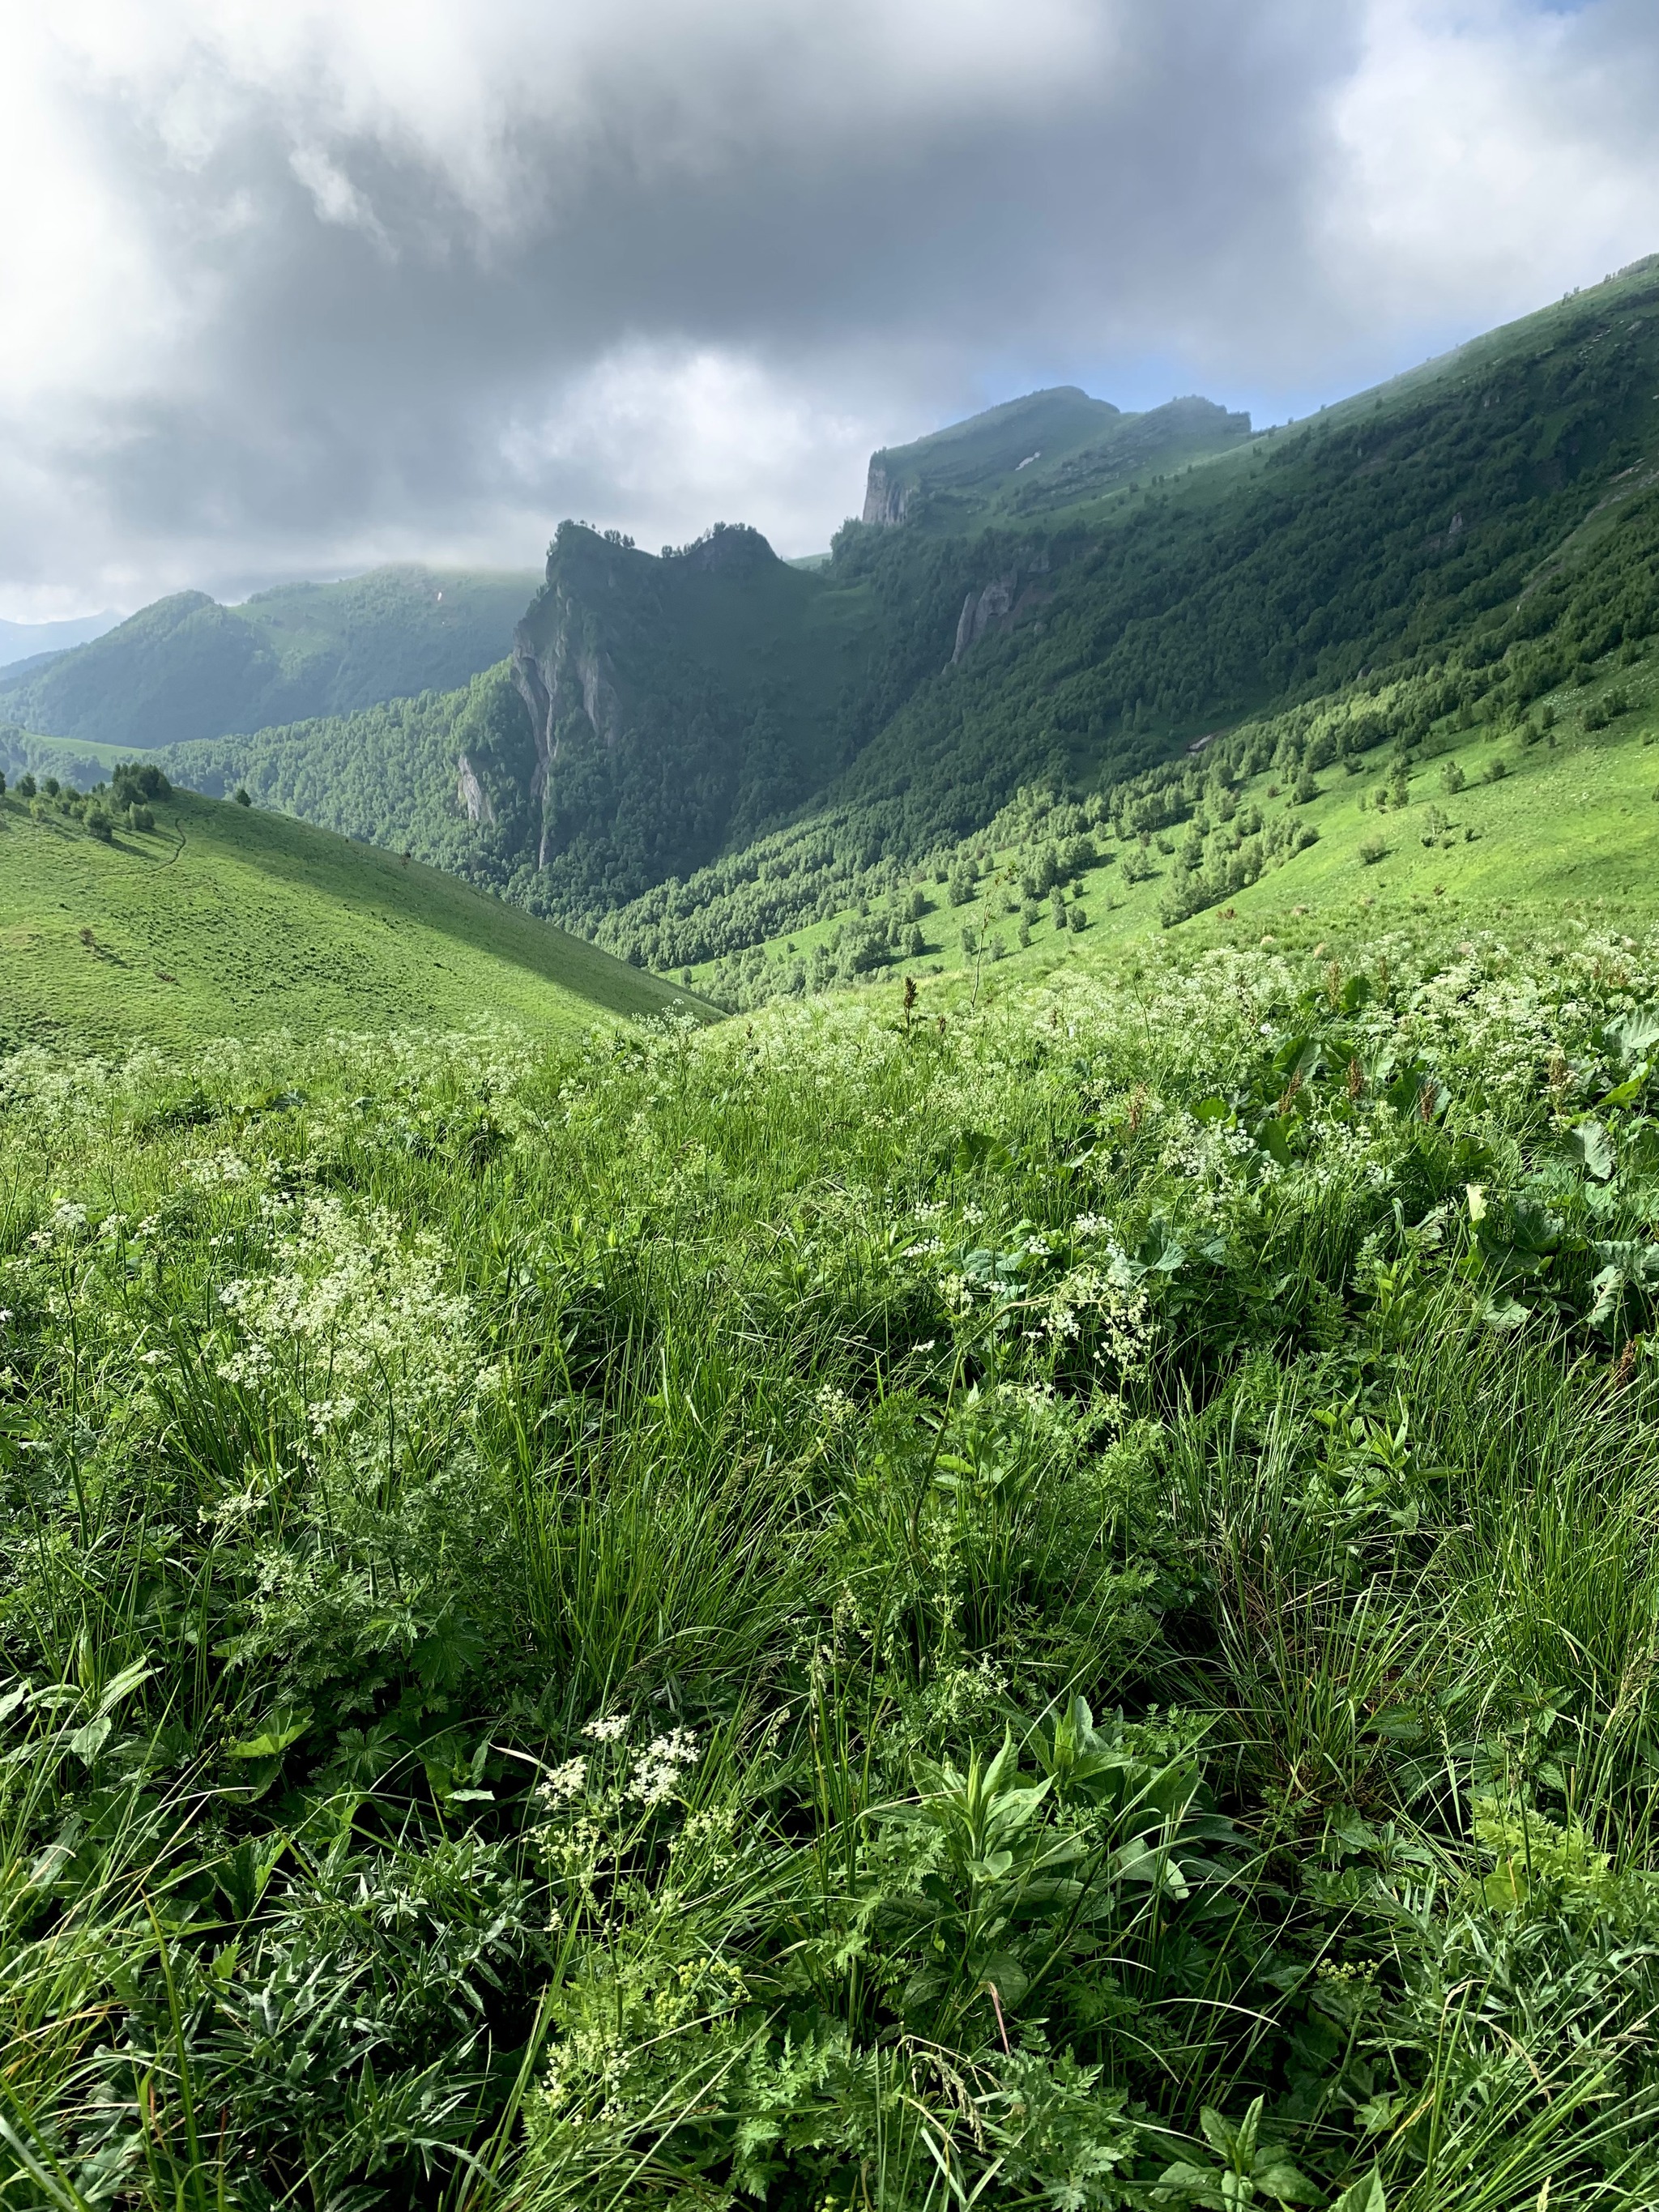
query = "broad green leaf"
xmin=1563 ymin=1120 xmax=1614 ymax=1179
xmin=1259 ymin=1117 xmax=1294 ymax=1166
xmin=96 ymin=1658 xmax=156 ymax=1716
xmin=1606 ymin=1008 xmax=1659 ymax=1059
xmin=1199 ymin=2105 xmax=1239 ymax=2159
xmin=1333 ymin=2171 xmax=1387 ymax=2212
xmin=66 ymin=1715 xmax=112 ymax=1765
xmin=227 ymin=1707 xmax=313 ymax=1760
xmin=1254 ymin=2159 xmax=1318 ymax=2204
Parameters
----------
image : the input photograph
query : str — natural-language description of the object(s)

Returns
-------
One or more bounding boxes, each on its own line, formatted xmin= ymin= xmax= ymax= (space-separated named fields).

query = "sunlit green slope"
xmin=0 ymin=785 xmax=702 ymax=1055
xmin=684 ymin=646 xmax=1659 ymax=1007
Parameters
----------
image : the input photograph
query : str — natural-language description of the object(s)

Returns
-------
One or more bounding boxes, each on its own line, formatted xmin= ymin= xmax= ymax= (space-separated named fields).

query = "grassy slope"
xmin=0 ymin=787 xmax=702 ymax=1055
xmin=688 ymin=651 xmax=1659 ymax=1000
xmin=11 ymin=924 xmax=1659 ymax=2205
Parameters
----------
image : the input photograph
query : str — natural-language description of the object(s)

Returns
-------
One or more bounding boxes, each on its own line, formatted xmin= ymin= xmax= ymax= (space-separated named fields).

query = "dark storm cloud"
xmin=2 ymin=0 xmax=1656 ymax=610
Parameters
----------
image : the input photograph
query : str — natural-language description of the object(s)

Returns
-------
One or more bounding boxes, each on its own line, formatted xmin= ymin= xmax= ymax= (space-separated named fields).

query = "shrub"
xmin=85 ymin=804 xmax=113 ymax=842
xmin=16 ymin=770 xmax=35 ymax=798
xmin=1358 ymin=833 xmax=1388 ymax=865
xmin=234 ymin=785 xmax=253 ymax=807
xmin=1068 ymin=904 xmax=1087 ymax=933
xmin=113 ymin=759 xmax=173 ymax=803
xmin=1483 ymin=757 xmax=1508 ymax=782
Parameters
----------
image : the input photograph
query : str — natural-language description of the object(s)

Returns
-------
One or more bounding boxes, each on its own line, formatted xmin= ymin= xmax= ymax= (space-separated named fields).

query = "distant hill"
xmin=861 ymin=386 xmax=1251 ymax=531
xmin=0 ymin=608 xmax=119 ymax=669
xmin=0 ymin=776 xmax=702 ymax=1055
xmin=0 ymin=565 xmax=539 ymax=752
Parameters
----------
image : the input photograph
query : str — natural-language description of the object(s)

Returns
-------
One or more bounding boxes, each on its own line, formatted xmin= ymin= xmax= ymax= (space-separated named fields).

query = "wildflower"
xmin=536 ymin=1758 xmax=587 ymax=1805
xmin=582 ymin=1713 xmax=629 ymax=1743
xmin=629 ymin=1728 xmax=701 ymax=1807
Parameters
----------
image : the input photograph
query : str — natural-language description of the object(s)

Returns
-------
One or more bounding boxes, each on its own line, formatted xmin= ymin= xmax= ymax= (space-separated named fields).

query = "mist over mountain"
xmin=0 ymin=611 xmax=120 ymax=671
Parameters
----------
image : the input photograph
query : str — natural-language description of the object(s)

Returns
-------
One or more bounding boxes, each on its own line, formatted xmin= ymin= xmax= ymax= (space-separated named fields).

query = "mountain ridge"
xmin=0 ymin=563 xmax=539 ymax=752
xmin=862 ymin=385 xmax=1252 ymax=531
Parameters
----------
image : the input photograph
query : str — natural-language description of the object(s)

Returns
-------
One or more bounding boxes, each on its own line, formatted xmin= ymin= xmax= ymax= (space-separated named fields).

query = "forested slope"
xmin=0 ymin=565 xmax=538 ymax=749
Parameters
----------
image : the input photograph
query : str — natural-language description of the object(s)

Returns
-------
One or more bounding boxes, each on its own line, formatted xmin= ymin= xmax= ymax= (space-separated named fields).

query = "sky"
xmin=2 ymin=0 xmax=1657 ymax=618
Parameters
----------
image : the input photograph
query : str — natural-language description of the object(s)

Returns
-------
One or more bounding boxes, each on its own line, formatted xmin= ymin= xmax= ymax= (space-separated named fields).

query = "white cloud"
xmin=1328 ymin=0 xmax=1659 ymax=327
xmin=0 ymin=0 xmax=1654 ymax=613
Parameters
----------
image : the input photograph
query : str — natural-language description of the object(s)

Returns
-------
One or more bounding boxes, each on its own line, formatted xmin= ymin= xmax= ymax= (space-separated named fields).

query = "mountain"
xmin=151 ymin=256 xmax=1659 ymax=965
xmin=0 ymin=772 xmax=702 ymax=1055
xmin=155 ymin=521 xmax=987 ymax=919
xmin=861 ymin=386 xmax=1251 ymax=531
xmin=0 ymin=564 xmax=539 ymax=751
xmin=0 ymin=608 xmax=120 ymax=668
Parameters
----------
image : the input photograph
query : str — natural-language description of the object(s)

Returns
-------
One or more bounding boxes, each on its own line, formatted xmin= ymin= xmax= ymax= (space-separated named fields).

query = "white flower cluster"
xmin=183 ymin=1148 xmax=256 ymax=1190
xmin=628 ymin=1728 xmax=701 ymax=1808
xmin=215 ymin=1195 xmax=477 ymax=1438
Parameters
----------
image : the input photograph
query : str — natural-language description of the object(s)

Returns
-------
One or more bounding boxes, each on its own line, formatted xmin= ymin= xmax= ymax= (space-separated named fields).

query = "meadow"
xmin=6 ymin=918 xmax=1659 ymax=2207
xmin=0 ymin=782 xmax=699 ymax=1056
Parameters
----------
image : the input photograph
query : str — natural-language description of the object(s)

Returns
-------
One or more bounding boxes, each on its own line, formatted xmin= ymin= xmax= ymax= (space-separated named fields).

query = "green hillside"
xmin=0 ymin=563 xmax=539 ymax=752
xmin=684 ymin=637 xmax=1659 ymax=1008
xmin=860 ymin=384 xmax=1251 ymax=530
xmin=0 ymin=777 xmax=701 ymax=1055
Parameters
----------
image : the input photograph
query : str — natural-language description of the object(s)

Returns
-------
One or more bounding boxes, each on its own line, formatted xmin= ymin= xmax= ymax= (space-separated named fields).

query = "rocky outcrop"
xmin=455 ymin=751 xmax=495 ymax=825
xmin=953 ymin=574 xmax=1017 ymax=662
xmin=511 ymin=574 xmax=624 ymax=868
xmin=862 ymin=461 xmax=914 ymax=527
xmin=950 ymin=553 xmax=1053 ymax=664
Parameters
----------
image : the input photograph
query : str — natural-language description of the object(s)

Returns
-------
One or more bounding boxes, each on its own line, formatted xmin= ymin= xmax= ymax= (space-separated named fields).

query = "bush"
xmin=113 ymin=760 xmax=173 ymax=804
xmin=1483 ymin=757 xmax=1508 ymax=782
xmin=16 ymin=771 xmax=35 ymax=798
xmin=85 ymin=804 xmax=113 ymax=842
xmin=1358 ymin=833 xmax=1388 ymax=865
xmin=234 ymin=786 xmax=253 ymax=807
xmin=1068 ymin=904 xmax=1087 ymax=933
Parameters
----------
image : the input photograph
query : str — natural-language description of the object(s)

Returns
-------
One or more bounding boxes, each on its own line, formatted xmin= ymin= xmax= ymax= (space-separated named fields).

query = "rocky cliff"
xmin=861 ymin=462 xmax=914 ymax=527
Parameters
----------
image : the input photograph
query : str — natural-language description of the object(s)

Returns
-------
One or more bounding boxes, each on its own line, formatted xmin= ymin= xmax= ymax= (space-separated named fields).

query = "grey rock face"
xmin=862 ymin=462 xmax=913 ymax=527
xmin=511 ymin=582 xmax=622 ymax=867
xmin=455 ymin=751 xmax=495 ymax=825
xmin=952 ymin=574 xmax=1018 ymax=663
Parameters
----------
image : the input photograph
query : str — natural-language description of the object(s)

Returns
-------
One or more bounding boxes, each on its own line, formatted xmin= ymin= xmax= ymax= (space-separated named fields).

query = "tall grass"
xmin=5 ymin=930 xmax=1659 ymax=2206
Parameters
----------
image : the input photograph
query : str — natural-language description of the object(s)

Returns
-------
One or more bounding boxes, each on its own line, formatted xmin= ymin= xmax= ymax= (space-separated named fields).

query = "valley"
xmin=8 ymin=258 xmax=1659 ymax=2212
